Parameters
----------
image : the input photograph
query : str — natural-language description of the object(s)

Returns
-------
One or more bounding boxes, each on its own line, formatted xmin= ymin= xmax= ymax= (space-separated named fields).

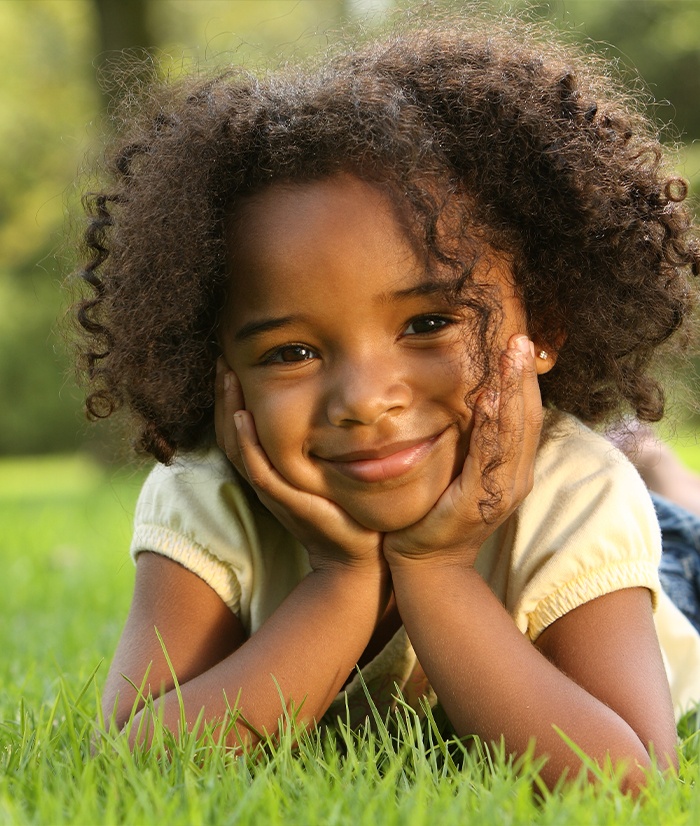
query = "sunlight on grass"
xmin=2 ymin=452 xmax=699 ymax=824
xmin=0 ymin=453 xmax=146 ymax=709
xmin=0 ymin=452 xmax=105 ymax=498
xmin=1 ymin=669 xmax=698 ymax=826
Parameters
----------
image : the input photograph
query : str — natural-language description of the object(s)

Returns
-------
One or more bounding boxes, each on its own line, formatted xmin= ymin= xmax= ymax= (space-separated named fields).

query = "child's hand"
xmin=383 ymin=335 xmax=543 ymax=568
xmin=215 ymin=359 xmax=384 ymax=572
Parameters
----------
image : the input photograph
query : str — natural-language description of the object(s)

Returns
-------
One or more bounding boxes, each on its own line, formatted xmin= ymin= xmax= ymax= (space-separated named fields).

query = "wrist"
xmin=388 ymin=556 xmax=487 ymax=609
xmin=310 ymin=554 xmax=390 ymax=584
xmin=308 ymin=560 xmax=393 ymax=619
xmin=383 ymin=542 xmax=481 ymax=573
xmin=305 ymin=539 xmax=386 ymax=576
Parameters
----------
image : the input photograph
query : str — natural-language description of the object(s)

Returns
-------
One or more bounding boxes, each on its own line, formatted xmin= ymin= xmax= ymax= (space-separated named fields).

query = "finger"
xmin=496 ymin=335 xmax=542 ymax=494
xmin=460 ymin=336 xmax=537 ymax=509
xmin=439 ymin=379 xmax=500 ymax=519
xmin=232 ymin=409 xmax=272 ymax=489
xmin=518 ymin=338 xmax=545 ymax=443
xmin=215 ymin=359 xmax=247 ymax=473
xmin=467 ymin=382 xmax=501 ymax=475
xmin=507 ymin=333 xmax=543 ymax=458
xmin=225 ymin=364 xmax=247 ymax=413
xmin=233 ymin=410 xmax=327 ymax=521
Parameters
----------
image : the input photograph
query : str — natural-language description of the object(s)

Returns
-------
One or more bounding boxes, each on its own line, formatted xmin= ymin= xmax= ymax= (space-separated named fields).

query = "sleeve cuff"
xmin=131 ymin=524 xmax=242 ymax=612
xmin=526 ymin=559 xmax=661 ymax=641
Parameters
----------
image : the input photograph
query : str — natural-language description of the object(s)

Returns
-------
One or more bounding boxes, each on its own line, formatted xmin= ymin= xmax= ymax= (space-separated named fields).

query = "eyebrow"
xmin=232 ymin=281 xmax=447 ymax=342
xmin=232 ymin=315 xmax=301 ymax=343
xmin=386 ymin=281 xmax=447 ymax=301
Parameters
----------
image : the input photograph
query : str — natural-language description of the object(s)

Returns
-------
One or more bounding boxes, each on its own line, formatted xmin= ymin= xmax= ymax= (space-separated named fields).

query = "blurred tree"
xmin=526 ymin=0 xmax=700 ymax=188
xmin=0 ymin=0 xmax=99 ymax=455
xmin=92 ymin=0 xmax=157 ymax=109
xmin=531 ymin=0 xmax=700 ymax=138
xmin=0 ymin=0 xmax=698 ymax=458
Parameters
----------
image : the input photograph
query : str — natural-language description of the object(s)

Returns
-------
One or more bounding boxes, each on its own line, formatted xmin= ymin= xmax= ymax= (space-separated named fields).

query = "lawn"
xmin=1 ymin=441 xmax=700 ymax=825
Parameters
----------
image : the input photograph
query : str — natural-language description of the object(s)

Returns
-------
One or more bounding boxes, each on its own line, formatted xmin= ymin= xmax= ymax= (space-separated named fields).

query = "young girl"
xmin=75 ymin=16 xmax=700 ymax=791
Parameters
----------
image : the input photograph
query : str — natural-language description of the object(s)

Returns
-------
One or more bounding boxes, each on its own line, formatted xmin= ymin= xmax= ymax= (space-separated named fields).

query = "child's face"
xmin=220 ymin=174 xmax=530 ymax=532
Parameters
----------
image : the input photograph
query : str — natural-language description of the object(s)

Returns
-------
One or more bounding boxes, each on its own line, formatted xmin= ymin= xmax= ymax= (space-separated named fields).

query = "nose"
xmin=325 ymin=356 xmax=412 ymax=426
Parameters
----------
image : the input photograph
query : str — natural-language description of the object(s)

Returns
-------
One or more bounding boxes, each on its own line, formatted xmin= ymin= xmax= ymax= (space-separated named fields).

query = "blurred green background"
xmin=1 ymin=0 xmax=699 ymax=461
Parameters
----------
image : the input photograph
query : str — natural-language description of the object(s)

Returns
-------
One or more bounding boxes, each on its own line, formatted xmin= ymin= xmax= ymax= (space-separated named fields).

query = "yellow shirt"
xmin=130 ymin=412 xmax=700 ymax=722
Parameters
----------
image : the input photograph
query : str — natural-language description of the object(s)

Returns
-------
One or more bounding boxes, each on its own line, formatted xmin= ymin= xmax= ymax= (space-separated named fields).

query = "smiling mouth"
xmin=318 ymin=432 xmax=446 ymax=483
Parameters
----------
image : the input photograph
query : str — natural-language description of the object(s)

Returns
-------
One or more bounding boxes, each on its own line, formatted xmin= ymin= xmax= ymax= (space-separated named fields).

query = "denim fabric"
xmin=652 ymin=492 xmax=700 ymax=634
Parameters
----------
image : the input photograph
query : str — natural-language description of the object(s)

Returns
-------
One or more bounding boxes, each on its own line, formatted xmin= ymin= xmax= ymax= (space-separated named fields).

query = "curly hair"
xmin=72 ymin=15 xmax=699 ymax=464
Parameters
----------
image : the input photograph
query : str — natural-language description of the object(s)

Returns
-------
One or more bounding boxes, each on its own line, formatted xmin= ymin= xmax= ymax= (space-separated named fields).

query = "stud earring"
xmin=538 ymin=350 xmax=549 ymax=360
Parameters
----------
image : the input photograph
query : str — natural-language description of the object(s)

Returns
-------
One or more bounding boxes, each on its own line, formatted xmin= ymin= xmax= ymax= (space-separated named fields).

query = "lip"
xmin=318 ymin=431 xmax=446 ymax=483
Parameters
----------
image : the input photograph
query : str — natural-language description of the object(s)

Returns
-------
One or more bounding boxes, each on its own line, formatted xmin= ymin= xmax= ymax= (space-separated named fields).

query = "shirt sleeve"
xmin=489 ymin=415 xmax=663 ymax=641
xmin=130 ymin=448 xmax=249 ymax=612
xmin=129 ymin=446 xmax=310 ymax=633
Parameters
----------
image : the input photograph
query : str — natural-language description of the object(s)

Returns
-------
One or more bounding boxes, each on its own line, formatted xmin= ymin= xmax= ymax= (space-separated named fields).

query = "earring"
xmin=538 ymin=350 xmax=549 ymax=360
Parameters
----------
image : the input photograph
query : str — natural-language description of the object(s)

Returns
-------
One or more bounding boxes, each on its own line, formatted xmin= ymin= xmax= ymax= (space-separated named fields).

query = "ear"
xmin=531 ymin=332 xmax=566 ymax=375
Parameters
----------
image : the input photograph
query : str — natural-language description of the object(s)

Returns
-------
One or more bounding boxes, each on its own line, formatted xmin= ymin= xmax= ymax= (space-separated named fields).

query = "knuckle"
xmin=245 ymin=463 xmax=277 ymax=497
xmin=247 ymin=468 xmax=267 ymax=489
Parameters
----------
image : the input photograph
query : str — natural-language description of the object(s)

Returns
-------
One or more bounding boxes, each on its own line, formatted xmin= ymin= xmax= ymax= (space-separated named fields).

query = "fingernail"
xmin=515 ymin=335 xmax=532 ymax=356
xmin=224 ymin=372 xmax=233 ymax=392
xmin=234 ymin=412 xmax=243 ymax=431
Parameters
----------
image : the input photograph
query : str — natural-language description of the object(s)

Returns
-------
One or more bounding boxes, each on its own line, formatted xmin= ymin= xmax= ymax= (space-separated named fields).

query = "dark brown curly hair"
xmin=73 ymin=15 xmax=699 ymax=464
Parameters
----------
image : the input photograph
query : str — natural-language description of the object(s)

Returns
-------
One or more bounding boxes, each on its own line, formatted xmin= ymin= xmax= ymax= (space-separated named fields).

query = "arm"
xmin=384 ymin=336 xmax=677 ymax=792
xmin=388 ymin=566 xmax=676 ymax=791
xmin=105 ymin=551 xmax=389 ymax=748
xmin=104 ymin=362 xmax=388 ymax=748
xmin=610 ymin=422 xmax=700 ymax=518
xmin=102 ymin=551 xmax=246 ymax=729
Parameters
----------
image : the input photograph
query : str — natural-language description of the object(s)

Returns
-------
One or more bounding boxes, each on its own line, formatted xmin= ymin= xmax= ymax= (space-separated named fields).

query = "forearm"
xmin=130 ymin=564 xmax=390 ymax=748
xmin=389 ymin=561 xmax=663 ymax=791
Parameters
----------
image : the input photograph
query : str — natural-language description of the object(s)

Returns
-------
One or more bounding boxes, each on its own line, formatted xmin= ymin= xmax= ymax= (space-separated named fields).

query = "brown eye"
xmin=265 ymin=344 xmax=317 ymax=364
xmin=404 ymin=315 xmax=451 ymax=335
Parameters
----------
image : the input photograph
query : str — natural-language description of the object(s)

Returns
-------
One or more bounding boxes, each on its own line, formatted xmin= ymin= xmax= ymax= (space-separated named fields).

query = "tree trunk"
xmin=92 ymin=0 xmax=156 ymax=109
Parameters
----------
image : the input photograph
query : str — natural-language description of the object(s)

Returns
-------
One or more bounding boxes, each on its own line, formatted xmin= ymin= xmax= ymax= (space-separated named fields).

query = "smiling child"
xmin=73 ymin=16 xmax=700 ymax=792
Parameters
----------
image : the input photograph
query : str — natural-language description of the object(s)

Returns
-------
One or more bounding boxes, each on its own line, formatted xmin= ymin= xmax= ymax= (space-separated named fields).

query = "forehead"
xmin=226 ymin=174 xmax=412 ymax=267
xmin=223 ymin=175 xmax=425 ymax=309
xmin=221 ymin=174 xmax=518 ymax=326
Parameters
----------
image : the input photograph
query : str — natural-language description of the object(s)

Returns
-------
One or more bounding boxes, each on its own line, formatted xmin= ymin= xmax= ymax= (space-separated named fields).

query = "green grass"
xmin=2 ymin=448 xmax=700 ymax=825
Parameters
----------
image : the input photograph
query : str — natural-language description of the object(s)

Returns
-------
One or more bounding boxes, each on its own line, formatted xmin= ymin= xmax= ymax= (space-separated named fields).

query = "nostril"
xmin=326 ymin=379 xmax=412 ymax=427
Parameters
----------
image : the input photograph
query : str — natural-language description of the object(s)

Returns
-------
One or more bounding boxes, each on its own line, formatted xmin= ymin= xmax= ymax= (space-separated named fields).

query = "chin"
xmin=345 ymin=500 xmax=435 ymax=533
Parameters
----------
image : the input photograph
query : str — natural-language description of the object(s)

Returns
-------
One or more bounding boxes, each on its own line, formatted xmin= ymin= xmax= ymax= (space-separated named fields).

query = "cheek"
xmin=430 ymin=351 xmax=478 ymax=444
xmin=240 ymin=381 xmax=313 ymax=463
xmin=421 ymin=347 xmax=474 ymax=410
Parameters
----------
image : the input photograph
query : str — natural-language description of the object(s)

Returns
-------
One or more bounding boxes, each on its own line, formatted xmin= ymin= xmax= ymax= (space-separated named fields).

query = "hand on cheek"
xmin=382 ymin=334 xmax=544 ymax=567
xmin=214 ymin=358 xmax=385 ymax=573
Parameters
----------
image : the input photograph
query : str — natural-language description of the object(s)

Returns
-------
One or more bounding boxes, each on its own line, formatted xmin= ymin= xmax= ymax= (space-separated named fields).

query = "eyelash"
xmin=261 ymin=344 xmax=318 ymax=365
xmin=403 ymin=314 xmax=454 ymax=336
xmin=260 ymin=314 xmax=455 ymax=365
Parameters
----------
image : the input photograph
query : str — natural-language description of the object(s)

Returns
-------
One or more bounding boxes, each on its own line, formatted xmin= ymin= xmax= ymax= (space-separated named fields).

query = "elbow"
xmin=592 ymin=742 xmax=678 ymax=798
xmin=617 ymin=747 xmax=678 ymax=798
xmin=537 ymin=729 xmax=678 ymax=797
xmin=623 ymin=729 xmax=680 ymax=792
xmin=101 ymin=690 xmax=145 ymax=739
